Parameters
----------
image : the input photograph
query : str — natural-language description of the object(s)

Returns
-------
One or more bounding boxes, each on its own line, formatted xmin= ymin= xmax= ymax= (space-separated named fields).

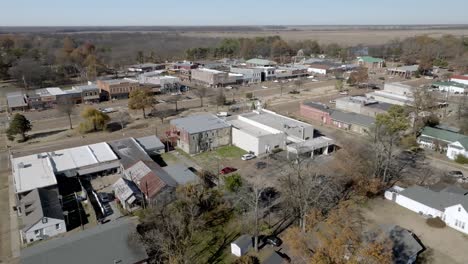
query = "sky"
xmin=1 ymin=0 xmax=468 ymax=26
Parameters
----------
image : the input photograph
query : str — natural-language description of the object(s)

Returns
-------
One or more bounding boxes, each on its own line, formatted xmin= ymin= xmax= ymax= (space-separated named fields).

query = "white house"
xmin=19 ymin=188 xmax=66 ymax=244
xmin=385 ymin=185 xmax=468 ymax=235
xmin=447 ymin=139 xmax=468 ymax=160
xmin=231 ymin=235 xmax=252 ymax=257
xmin=432 ymin=81 xmax=468 ymax=94
xmin=451 ymin=75 xmax=468 ymax=86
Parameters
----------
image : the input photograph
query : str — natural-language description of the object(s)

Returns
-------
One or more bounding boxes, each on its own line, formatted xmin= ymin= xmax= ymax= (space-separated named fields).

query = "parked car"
xmin=225 ymin=86 xmax=233 ymax=89
xmin=447 ymin=171 xmax=464 ymax=178
xmin=216 ymin=112 xmax=230 ymax=117
xmin=339 ymin=91 xmax=349 ymax=95
xmin=241 ymin=153 xmax=256 ymax=161
xmin=102 ymin=203 xmax=113 ymax=216
xmin=157 ymin=100 xmax=166 ymax=104
xmin=220 ymin=167 xmax=237 ymax=174
xmin=263 ymin=235 xmax=282 ymax=247
xmin=273 ymin=80 xmax=279 ymax=83
xmin=99 ymin=107 xmax=116 ymax=114
xmin=99 ymin=193 xmax=113 ymax=203
xmin=262 ymin=86 xmax=268 ymax=89
xmin=289 ymin=90 xmax=300 ymax=94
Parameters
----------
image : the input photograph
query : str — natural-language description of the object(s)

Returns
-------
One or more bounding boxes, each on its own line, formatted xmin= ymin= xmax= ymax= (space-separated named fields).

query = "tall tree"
xmin=56 ymin=97 xmax=75 ymax=129
xmin=193 ymin=87 xmax=209 ymax=107
xmin=6 ymin=113 xmax=32 ymax=141
xmin=80 ymin=107 xmax=110 ymax=132
xmin=128 ymin=90 xmax=154 ymax=118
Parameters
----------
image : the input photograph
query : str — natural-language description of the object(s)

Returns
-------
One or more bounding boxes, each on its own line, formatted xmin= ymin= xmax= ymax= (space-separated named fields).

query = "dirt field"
xmin=180 ymin=28 xmax=468 ymax=45
xmin=363 ymin=199 xmax=468 ymax=264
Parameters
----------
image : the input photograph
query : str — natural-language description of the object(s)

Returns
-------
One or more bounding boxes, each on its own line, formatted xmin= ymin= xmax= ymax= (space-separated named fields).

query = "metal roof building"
xmin=170 ymin=113 xmax=231 ymax=134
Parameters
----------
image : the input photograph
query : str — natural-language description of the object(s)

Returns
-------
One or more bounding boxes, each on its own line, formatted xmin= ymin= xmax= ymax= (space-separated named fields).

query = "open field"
xmin=180 ymin=28 xmax=468 ymax=45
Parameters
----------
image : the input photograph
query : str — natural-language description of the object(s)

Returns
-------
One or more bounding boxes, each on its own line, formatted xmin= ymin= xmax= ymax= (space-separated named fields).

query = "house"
xmin=163 ymin=164 xmax=198 ymax=185
xmin=299 ymin=101 xmax=333 ymax=124
xmin=417 ymin=126 xmax=467 ymax=153
xmin=112 ymin=178 xmax=143 ymax=212
xmin=19 ymin=188 xmax=66 ymax=244
xmin=387 ymin=65 xmax=419 ymax=78
xmin=125 ymin=160 xmax=177 ymax=203
xmin=246 ymin=58 xmax=277 ymax=67
xmin=335 ymin=96 xmax=393 ymax=117
xmin=385 ymin=185 xmax=468 ymax=235
xmin=170 ymin=114 xmax=231 ymax=154
xmin=136 ymin=135 xmax=165 ymax=155
xmin=6 ymin=92 xmax=28 ymax=112
xmin=20 ymin=218 xmax=148 ymax=264
xmin=191 ymin=68 xmax=229 ymax=87
xmin=450 ymin=75 xmax=468 ymax=86
xmin=230 ymin=66 xmax=263 ymax=84
xmin=447 ymin=138 xmax=468 ymax=160
xmin=366 ymin=82 xmax=414 ymax=106
xmin=432 ymin=81 xmax=468 ymax=94
xmin=331 ymin=110 xmax=375 ymax=135
xmin=357 ymin=56 xmax=385 ymax=68
xmin=231 ymin=234 xmax=252 ymax=257
xmin=96 ymin=79 xmax=143 ymax=99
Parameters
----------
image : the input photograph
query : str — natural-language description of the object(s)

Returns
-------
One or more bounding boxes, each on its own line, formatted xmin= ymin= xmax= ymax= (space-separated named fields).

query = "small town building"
xmin=447 ymin=138 xmax=468 ymax=160
xmin=246 ymin=58 xmax=277 ymax=67
xmin=20 ymin=218 xmax=148 ymax=264
xmin=112 ymin=177 xmax=143 ymax=212
xmin=135 ymin=135 xmax=165 ymax=155
xmin=72 ymin=83 xmax=100 ymax=103
xmin=299 ymin=102 xmax=333 ymax=124
xmin=306 ymin=61 xmax=342 ymax=75
xmin=256 ymin=66 xmax=276 ymax=81
xmin=230 ymin=67 xmax=263 ymax=84
xmin=96 ymin=79 xmax=142 ymax=99
xmin=231 ymin=234 xmax=252 ymax=257
xmin=432 ymin=81 xmax=468 ymax=94
xmin=387 ymin=65 xmax=419 ymax=78
xmin=330 ymin=110 xmax=375 ymax=135
xmin=172 ymin=60 xmax=199 ymax=71
xmin=385 ymin=185 xmax=468 ymax=235
xmin=357 ymin=56 xmax=385 ymax=68
xmin=191 ymin=68 xmax=230 ymax=87
xmin=128 ymin=63 xmax=165 ymax=73
xmin=163 ymin=164 xmax=198 ymax=185
xmin=170 ymin=114 xmax=232 ymax=154
xmin=366 ymin=82 xmax=414 ymax=106
xmin=19 ymin=188 xmax=66 ymax=244
xmin=275 ymin=65 xmax=308 ymax=79
xmin=336 ymin=96 xmax=393 ymax=117
xmin=6 ymin=92 xmax=28 ymax=112
xmin=450 ymin=75 xmax=468 ymax=86
xmin=417 ymin=126 xmax=467 ymax=154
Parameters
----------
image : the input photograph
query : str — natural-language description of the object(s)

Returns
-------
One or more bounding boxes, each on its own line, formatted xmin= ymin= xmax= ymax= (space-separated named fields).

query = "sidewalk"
xmin=8 ymin=155 xmax=20 ymax=259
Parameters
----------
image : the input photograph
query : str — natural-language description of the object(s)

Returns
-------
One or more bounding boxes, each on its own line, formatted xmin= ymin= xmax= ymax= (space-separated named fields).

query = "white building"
xmin=451 ymin=75 xmax=468 ymax=86
xmin=366 ymin=82 xmax=414 ymax=106
xmin=231 ymin=235 xmax=252 ymax=257
xmin=19 ymin=188 xmax=66 ymax=244
xmin=230 ymin=67 xmax=262 ymax=84
xmin=447 ymin=139 xmax=468 ymax=160
xmin=432 ymin=81 xmax=468 ymax=94
xmin=385 ymin=185 xmax=468 ymax=235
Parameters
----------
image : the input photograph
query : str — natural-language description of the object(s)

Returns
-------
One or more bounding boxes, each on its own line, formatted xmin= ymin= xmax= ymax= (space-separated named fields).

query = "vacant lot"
xmin=180 ymin=28 xmax=468 ymax=45
xmin=363 ymin=199 xmax=468 ymax=264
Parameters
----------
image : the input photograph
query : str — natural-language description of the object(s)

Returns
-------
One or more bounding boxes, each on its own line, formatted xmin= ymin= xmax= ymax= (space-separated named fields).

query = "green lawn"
xmin=160 ymin=152 xmax=178 ymax=165
xmin=197 ymin=145 xmax=247 ymax=160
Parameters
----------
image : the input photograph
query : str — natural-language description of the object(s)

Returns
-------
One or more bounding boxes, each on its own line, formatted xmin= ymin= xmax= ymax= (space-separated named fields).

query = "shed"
xmin=231 ymin=234 xmax=252 ymax=257
xmin=136 ymin=135 xmax=165 ymax=154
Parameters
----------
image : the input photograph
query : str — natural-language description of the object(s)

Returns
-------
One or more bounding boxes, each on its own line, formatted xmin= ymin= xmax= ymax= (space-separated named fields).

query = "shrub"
xmin=455 ymin=155 xmax=468 ymax=164
xmin=400 ymin=135 xmax=419 ymax=149
xmin=245 ymin=92 xmax=253 ymax=99
xmin=224 ymin=173 xmax=242 ymax=192
xmin=426 ymin=217 xmax=446 ymax=228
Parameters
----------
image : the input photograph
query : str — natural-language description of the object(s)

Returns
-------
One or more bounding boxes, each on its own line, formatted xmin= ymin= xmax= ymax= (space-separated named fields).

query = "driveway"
xmin=362 ymin=199 xmax=468 ymax=264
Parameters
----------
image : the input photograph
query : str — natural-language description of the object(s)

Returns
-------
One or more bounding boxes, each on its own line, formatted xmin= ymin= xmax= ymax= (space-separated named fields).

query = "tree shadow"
xmin=29 ymin=128 xmax=67 ymax=139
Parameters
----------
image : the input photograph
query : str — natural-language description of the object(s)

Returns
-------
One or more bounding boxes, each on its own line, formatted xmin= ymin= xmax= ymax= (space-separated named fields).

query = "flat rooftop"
xmin=12 ymin=153 xmax=57 ymax=194
xmin=228 ymin=117 xmax=278 ymax=137
xmin=170 ymin=114 xmax=231 ymax=134
xmin=242 ymin=109 xmax=312 ymax=133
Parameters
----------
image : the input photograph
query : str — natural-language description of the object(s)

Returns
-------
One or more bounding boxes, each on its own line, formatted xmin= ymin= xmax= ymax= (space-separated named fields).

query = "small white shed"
xmin=231 ymin=234 xmax=252 ymax=257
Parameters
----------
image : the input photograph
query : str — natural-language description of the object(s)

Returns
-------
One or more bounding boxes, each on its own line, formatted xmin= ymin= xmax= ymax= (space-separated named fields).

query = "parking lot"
xmin=363 ymin=199 xmax=468 ymax=264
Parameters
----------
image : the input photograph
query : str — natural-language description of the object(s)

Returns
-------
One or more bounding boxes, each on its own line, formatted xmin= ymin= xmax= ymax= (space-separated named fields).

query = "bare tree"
xmin=56 ymin=97 xmax=75 ymax=129
xmin=115 ymin=110 xmax=131 ymax=129
xmin=167 ymin=94 xmax=182 ymax=112
xmin=193 ymin=87 xmax=209 ymax=107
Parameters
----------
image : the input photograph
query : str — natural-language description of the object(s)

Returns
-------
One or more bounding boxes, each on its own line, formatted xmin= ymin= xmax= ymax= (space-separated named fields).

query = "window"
xmin=459 ymin=207 xmax=461 ymax=212
xmin=55 ymin=224 xmax=60 ymax=230
xmin=42 ymin=218 xmax=48 ymax=224
xmin=34 ymin=230 xmax=40 ymax=235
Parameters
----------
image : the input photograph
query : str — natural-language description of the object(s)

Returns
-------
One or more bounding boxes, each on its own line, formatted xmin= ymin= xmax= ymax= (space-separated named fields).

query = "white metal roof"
xmin=51 ymin=143 xmax=118 ymax=173
xmin=45 ymin=87 xmax=66 ymax=96
xmin=12 ymin=154 xmax=57 ymax=194
xmin=227 ymin=117 xmax=279 ymax=137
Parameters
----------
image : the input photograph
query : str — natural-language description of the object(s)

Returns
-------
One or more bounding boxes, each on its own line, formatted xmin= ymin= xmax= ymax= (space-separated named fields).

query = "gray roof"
xmin=20 ymin=188 xmax=64 ymax=232
xmin=302 ymin=101 xmax=333 ymax=114
xmin=170 ymin=114 xmax=230 ymax=134
xmin=331 ymin=110 xmax=375 ymax=127
xmin=399 ymin=185 xmax=468 ymax=211
xmin=163 ymin=164 xmax=198 ymax=185
xmin=7 ymin=92 xmax=27 ymax=108
xmin=382 ymin=225 xmax=424 ymax=264
xmin=233 ymin=234 xmax=252 ymax=249
xmin=136 ymin=135 xmax=165 ymax=153
xmin=242 ymin=110 xmax=313 ymax=135
xmin=262 ymin=251 xmax=285 ymax=264
xmin=20 ymin=218 xmax=148 ymax=264
xmin=440 ymin=186 xmax=468 ymax=196
xmin=72 ymin=84 xmax=99 ymax=92
xmin=365 ymin=101 xmax=394 ymax=111
xmin=108 ymin=137 xmax=155 ymax=169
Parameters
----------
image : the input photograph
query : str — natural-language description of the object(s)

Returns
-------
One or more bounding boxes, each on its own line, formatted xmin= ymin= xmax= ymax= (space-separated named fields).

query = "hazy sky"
xmin=1 ymin=0 xmax=467 ymax=26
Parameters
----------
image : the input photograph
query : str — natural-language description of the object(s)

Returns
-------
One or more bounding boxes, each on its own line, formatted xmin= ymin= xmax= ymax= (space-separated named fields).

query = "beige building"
xmin=97 ymin=79 xmax=142 ymax=99
xmin=191 ymin=68 xmax=229 ymax=87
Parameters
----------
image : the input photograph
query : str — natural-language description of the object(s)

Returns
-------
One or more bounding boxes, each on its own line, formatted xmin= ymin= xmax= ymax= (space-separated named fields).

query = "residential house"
xmin=387 ymin=65 xmax=420 ymax=78
xmin=231 ymin=234 xmax=252 ymax=257
xmin=385 ymin=185 xmax=468 ymax=235
xmin=170 ymin=114 xmax=231 ymax=154
xmin=6 ymin=92 xmax=28 ymax=112
xmin=331 ymin=110 xmax=375 ymax=135
xmin=96 ymin=79 xmax=142 ymax=99
xmin=112 ymin=178 xmax=143 ymax=212
xmin=19 ymin=188 xmax=66 ymax=244
xmin=450 ymin=75 xmax=468 ymax=86
xmin=357 ymin=56 xmax=385 ymax=68
xmin=432 ymin=81 xmax=468 ymax=94
xmin=447 ymin=138 xmax=468 ymax=160
xmin=299 ymin=101 xmax=333 ymax=124
xmin=417 ymin=126 xmax=468 ymax=154
xmin=246 ymin=58 xmax=277 ymax=67
xmin=20 ymin=218 xmax=148 ymax=264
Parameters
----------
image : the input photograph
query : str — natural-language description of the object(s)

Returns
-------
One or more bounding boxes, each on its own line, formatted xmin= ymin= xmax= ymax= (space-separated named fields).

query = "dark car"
xmin=255 ymin=162 xmax=267 ymax=169
xmin=220 ymin=167 xmax=237 ymax=175
xmin=264 ymin=235 xmax=282 ymax=247
xmin=447 ymin=171 xmax=464 ymax=178
xmin=102 ymin=203 xmax=113 ymax=216
xmin=99 ymin=193 xmax=113 ymax=203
